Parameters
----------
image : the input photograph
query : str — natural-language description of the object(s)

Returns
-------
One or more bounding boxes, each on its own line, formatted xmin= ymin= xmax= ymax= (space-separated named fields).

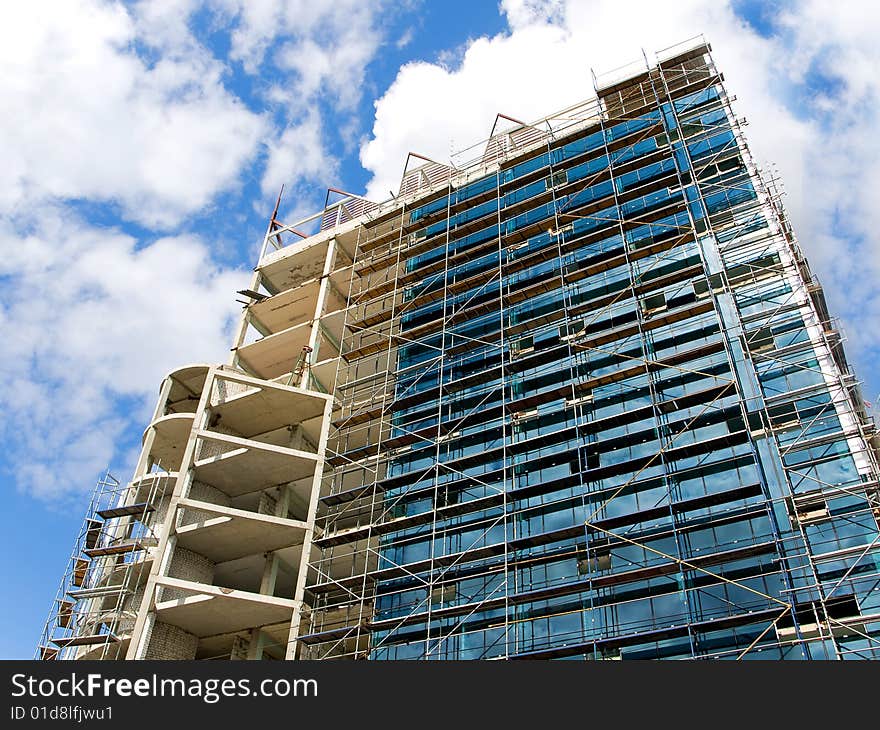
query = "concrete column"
xmin=306 ymin=237 xmax=338 ymax=369
xmin=246 ymin=629 xmax=268 ymax=660
xmin=288 ymin=424 xmax=304 ymax=450
xmin=260 ymin=552 xmax=280 ymax=596
xmin=230 ymin=634 xmax=249 ymax=660
xmin=285 ymin=396 xmax=334 ymax=658
xmin=276 ymin=485 xmax=292 ymax=519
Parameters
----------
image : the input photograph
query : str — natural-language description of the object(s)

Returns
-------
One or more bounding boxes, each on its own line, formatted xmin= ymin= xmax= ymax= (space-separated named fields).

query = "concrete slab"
xmin=249 ymin=280 xmax=320 ymax=334
xmin=175 ymin=502 xmax=308 ymax=562
xmin=166 ymin=364 xmax=210 ymax=411
xmin=130 ymin=472 xmax=178 ymax=505
xmin=259 ymin=239 xmax=330 ymax=293
xmin=154 ymin=581 xmax=295 ymax=637
xmin=236 ymin=307 xmax=345 ymax=381
xmin=143 ymin=413 xmax=195 ymax=471
xmin=76 ymin=637 xmax=131 ymax=660
xmin=192 ymin=439 xmax=318 ymax=496
xmin=236 ymin=320 xmax=312 ymax=380
xmin=196 ymin=621 xmax=289 ymax=659
xmin=210 ymin=380 xmax=326 ymax=436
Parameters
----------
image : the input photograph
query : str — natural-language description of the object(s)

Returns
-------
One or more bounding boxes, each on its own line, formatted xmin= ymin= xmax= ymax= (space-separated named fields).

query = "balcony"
xmin=164 ymin=364 xmax=211 ymax=414
xmin=142 ymin=413 xmax=195 ymax=472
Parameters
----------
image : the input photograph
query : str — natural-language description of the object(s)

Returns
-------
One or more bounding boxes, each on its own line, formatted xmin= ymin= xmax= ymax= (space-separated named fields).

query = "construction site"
xmin=38 ymin=37 xmax=880 ymax=661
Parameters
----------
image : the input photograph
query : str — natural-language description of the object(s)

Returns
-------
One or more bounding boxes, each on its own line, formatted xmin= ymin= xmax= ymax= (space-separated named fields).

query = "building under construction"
xmin=39 ymin=37 xmax=880 ymax=661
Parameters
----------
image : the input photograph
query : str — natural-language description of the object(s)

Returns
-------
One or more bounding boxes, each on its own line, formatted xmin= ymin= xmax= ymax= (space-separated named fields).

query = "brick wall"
xmin=143 ymin=620 xmax=198 ymax=660
xmin=180 ymin=480 xmax=231 ymax=525
xmin=161 ymin=546 xmax=214 ymax=602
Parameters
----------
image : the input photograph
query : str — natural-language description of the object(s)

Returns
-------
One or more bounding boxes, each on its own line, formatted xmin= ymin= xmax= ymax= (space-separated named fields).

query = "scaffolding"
xmin=277 ymin=38 xmax=880 ymax=660
xmin=37 ymin=469 xmax=165 ymax=660
xmin=40 ymin=36 xmax=880 ymax=661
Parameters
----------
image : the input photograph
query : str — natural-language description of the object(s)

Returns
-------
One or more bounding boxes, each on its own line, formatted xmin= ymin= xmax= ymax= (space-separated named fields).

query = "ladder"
xmin=287 ymin=345 xmax=313 ymax=388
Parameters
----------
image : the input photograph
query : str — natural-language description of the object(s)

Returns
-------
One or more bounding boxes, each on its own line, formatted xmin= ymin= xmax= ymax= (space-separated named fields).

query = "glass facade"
xmin=304 ymin=44 xmax=880 ymax=660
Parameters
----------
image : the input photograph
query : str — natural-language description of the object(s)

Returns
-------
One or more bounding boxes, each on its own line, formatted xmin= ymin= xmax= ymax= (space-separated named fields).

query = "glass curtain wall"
xmin=304 ymin=46 xmax=880 ymax=661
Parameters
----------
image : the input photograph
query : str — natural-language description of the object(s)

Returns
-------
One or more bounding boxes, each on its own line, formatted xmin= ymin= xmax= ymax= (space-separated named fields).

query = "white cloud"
xmin=360 ymin=0 xmax=880 ymax=392
xmin=361 ymin=22 xmax=585 ymax=200
xmin=0 ymin=210 xmax=249 ymax=501
xmin=501 ymin=0 xmax=565 ymax=29
xmin=396 ymin=27 xmax=415 ymax=50
xmin=5 ymin=0 xmax=878 ymax=505
xmin=361 ymin=1 xmax=807 ymax=204
xmin=261 ymin=111 xmax=339 ymax=196
xmin=772 ymin=0 xmax=880 ymax=370
xmin=214 ymin=0 xmax=387 ymax=109
xmin=201 ymin=0 xmax=397 ymax=218
xmin=0 ymin=0 xmax=399 ymax=502
xmin=132 ymin=0 xmax=203 ymax=54
xmin=0 ymin=0 xmax=266 ymax=229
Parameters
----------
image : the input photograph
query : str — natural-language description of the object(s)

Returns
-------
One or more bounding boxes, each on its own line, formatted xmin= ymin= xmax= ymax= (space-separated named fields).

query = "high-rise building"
xmin=40 ymin=37 xmax=880 ymax=661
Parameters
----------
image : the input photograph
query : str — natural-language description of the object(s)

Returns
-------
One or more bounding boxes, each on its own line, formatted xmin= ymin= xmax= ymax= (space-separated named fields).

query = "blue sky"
xmin=1 ymin=0 xmax=878 ymax=658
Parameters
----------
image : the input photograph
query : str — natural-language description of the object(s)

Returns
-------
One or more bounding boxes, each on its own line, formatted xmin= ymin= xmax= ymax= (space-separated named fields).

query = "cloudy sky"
xmin=1 ymin=0 xmax=878 ymax=657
